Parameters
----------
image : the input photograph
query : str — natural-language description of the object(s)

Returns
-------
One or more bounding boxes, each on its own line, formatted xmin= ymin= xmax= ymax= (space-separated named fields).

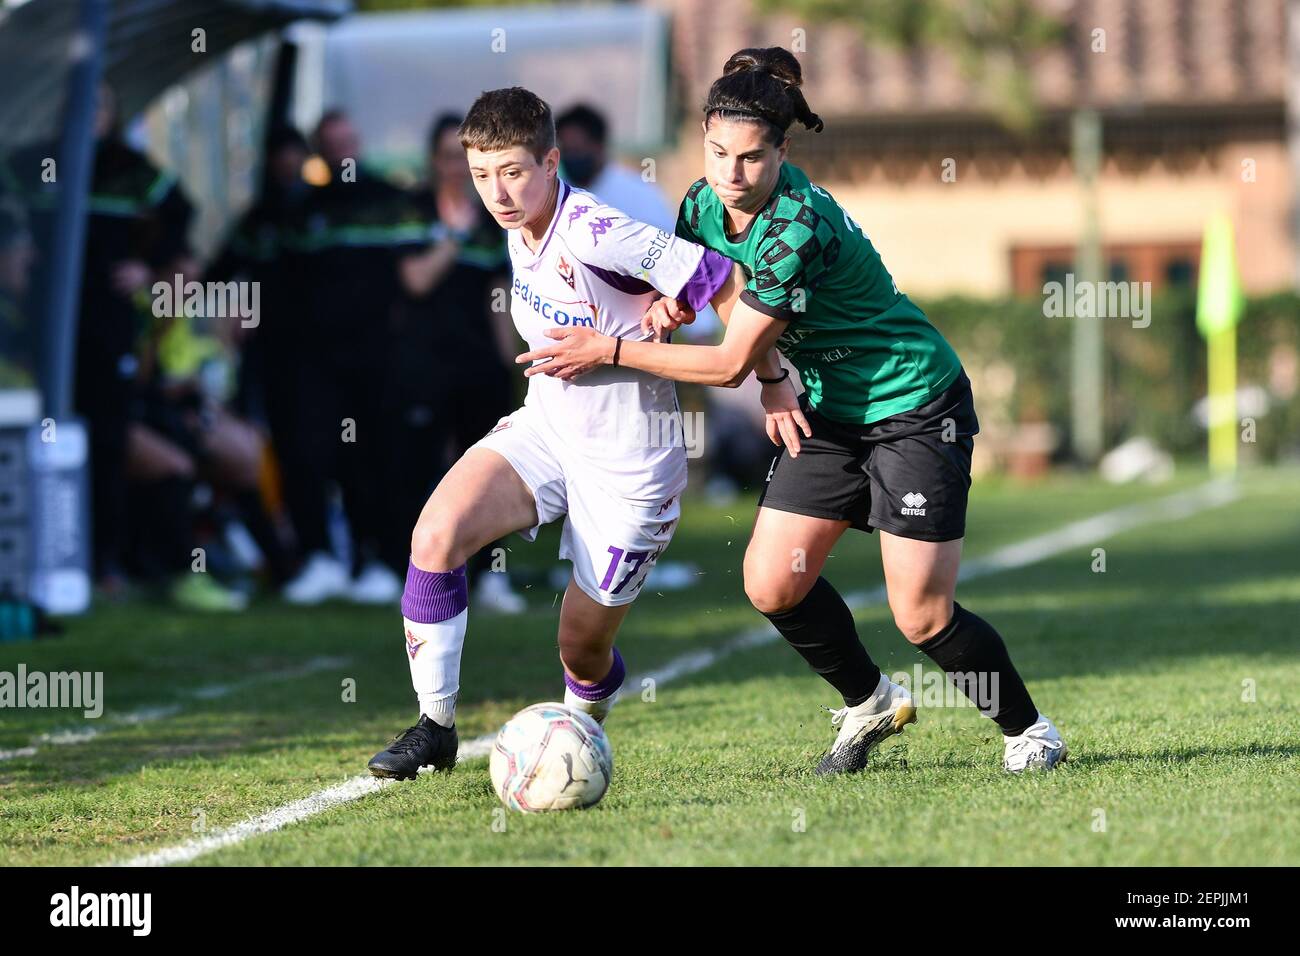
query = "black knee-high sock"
xmin=761 ymin=576 xmax=882 ymax=706
xmin=918 ymin=602 xmax=1038 ymax=736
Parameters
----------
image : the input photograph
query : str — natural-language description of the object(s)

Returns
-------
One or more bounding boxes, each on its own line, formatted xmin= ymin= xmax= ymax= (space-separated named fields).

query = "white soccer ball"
xmin=490 ymin=702 xmax=613 ymax=812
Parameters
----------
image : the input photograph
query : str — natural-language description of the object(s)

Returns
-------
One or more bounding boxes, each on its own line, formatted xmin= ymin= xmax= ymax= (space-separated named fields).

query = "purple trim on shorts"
xmin=564 ymin=647 xmax=625 ymax=701
xmin=679 ymin=248 xmax=733 ymax=312
xmin=401 ymin=560 xmax=468 ymax=623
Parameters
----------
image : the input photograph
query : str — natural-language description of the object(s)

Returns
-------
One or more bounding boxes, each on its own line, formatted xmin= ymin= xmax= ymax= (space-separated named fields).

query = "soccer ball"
xmin=490 ymin=703 xmax=613 ymax=812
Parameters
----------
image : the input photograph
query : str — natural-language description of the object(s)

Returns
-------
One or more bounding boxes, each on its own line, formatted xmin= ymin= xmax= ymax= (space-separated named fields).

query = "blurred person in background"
xmin=699 ymin=376 xmax=782 ymax=501
xmin=555 ymin=104 xmax=674 ymax=232
xmin=123 ymin=278 xmax=255 ymax=613
xmin=77 ymin=87 xmax=254 ymax=613
xmin=394 ymin=113 xmax=525 ymax=613
xmin=129 ymin=240 xmax=294 ymax=612
xmin=75 ymin=86 xmax=204 ymax=601
xmin=278 ymin=110 xmax=425 ymax=606
xmin=205 ymin=125 xmax=312 ymax=588
xmin=0 ymin=85 xmax=247 ymax=610
xmin=0 ymin=200 xmax=36 ymax=388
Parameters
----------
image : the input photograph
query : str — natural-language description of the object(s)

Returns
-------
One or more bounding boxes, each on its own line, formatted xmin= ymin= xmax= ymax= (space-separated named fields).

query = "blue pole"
xmin=40 ymin=0 xmax=108 ymax=421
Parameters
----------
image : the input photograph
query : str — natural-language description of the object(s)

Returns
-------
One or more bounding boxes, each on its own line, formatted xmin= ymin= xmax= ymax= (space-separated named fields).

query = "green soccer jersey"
xmin=676 ymin=162 xmax=962 ymax=424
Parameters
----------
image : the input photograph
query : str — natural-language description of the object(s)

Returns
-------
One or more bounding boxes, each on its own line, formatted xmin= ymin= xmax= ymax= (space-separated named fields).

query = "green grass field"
xmin=1 ymin=468 xmax=1297 ymax=866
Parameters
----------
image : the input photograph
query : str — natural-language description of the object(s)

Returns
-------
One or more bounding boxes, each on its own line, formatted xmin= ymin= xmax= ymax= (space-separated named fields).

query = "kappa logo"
xmin=588 ymin=216 xmax=615 ymax=245
xmin=405 ymin=628 xmax=425 ymax=660
xmin=901 ymin=492 xmax=927 ymax=516
xmin=556 ymin=254 xmax=576 ymax=289
xmin=566 ymin=203 xmax=591 ymax=227
xmin=655 ymin=495 xmax=677 ymax=516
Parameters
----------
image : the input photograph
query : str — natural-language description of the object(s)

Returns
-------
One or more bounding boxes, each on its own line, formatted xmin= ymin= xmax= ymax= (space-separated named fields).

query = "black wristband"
xmin=756 ymin=367 xmax=789 ymax=384
xmin=612 ymin=337 xmax=623 ymax=367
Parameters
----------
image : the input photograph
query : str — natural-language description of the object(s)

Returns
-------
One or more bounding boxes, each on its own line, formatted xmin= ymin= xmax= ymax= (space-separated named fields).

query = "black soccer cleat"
xmin=367 ymin=715 xmax=458 ymax=780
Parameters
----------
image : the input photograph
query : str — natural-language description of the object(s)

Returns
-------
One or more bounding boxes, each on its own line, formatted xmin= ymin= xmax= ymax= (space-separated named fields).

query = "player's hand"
xmin=759 ymin=374 xmax=812 ymax=457
xmin=640 ymin=296 xmax=695 ymax=341
xmin=516 ymin=327 xmax=614 ymax=381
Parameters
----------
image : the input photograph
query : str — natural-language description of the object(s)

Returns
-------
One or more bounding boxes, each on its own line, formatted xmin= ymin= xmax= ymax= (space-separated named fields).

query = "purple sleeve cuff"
xmin=678 ymin=249 xmax=733 ymax=312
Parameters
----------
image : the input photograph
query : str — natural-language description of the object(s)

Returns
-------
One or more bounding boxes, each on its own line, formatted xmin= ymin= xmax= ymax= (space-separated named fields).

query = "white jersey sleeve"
xmin=560 ymin=201 xmax=720 ymax=305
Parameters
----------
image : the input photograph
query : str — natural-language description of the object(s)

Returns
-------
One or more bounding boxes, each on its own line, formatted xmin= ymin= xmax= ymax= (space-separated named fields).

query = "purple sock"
xmin=564 ymin=647 xmax=626 ymax=701
xmin=401 ymin=560 xmax=468 ymax=623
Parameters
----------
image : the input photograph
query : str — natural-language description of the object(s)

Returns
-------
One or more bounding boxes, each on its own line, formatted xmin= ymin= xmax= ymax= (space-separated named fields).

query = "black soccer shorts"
xmin=757 ymin=370 xmax=979 ymax=542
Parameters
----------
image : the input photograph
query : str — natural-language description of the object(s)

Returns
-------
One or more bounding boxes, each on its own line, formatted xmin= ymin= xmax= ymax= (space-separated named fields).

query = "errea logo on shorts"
xmin=901 ymin=492 xmax=927 ymax=516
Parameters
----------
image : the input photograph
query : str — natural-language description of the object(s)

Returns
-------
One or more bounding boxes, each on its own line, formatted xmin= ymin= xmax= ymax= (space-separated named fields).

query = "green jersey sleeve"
xmin=740 ymin=209 xmax=837 ymax=323
xmin=674 ymin=177 xmax=708 ymax=244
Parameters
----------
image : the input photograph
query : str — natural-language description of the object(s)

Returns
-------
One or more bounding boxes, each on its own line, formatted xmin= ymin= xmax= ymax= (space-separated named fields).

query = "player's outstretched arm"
xmin=641 ymin=262 xmax=785 ymax=379
xmin=518 ymin=296 xmax=778 ymax=388
xmin=515 ymin=298 xmax=811 ymax=451
xmin=642 ymin=257 xmax=740 ymax=336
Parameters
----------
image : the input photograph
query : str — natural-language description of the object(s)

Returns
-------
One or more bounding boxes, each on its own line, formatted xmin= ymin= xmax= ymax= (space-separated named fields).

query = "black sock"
xmin=917 ymin=602 xmax=1038 ymax=736
xmin=761 ymin=576 xmax=882 ymax=706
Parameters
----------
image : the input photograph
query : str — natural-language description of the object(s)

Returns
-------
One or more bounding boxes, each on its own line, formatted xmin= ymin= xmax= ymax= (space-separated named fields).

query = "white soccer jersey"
xmin=506 ymin=180 xmax=718 ymax=502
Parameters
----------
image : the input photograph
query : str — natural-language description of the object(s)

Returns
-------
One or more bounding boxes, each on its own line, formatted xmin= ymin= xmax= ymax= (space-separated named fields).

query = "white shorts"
xmin=472 ymin=406 xmax=683 ymax=607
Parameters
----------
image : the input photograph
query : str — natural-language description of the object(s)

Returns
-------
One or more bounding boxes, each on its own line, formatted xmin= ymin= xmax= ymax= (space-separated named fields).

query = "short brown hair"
xmin=459 ymin=87 xmax=555 ymax=161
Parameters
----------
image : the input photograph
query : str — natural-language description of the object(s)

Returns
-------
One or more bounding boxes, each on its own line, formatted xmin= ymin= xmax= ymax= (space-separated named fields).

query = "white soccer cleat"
xmin=349 ymin=561 xmax=402 ymax=605
xmin=1002 ymin=714 xmax=1068 ymax=772
xmin=815 ymin=674 xmax=916 ymax=775
xmin=282 ymin=552 xmax=350 ymax=605
xmin=473 ymin=572 xmax=526 ymax=614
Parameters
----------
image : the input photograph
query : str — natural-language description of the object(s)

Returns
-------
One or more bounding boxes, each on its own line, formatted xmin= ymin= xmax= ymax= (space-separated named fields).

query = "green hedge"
xmin=919 ymin=291 xmax=1300 ymax=463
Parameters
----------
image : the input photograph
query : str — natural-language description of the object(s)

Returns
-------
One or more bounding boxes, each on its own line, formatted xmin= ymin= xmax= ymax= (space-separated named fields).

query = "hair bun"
xmin=708 ymin=46 xmax=823 ymax=136
xmin=722 ymin=47 xmax=803 ymax=88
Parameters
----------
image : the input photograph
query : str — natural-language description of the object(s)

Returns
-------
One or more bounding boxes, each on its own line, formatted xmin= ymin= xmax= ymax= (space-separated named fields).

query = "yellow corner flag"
xmin=1196 ymin=213 xmax=1245 ymax=473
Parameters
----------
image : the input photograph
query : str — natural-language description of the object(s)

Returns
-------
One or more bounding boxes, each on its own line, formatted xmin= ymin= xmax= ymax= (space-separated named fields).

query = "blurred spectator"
xmin=125 ymin=248 xmax=284 ymax=612
xmin=79 ymin=87 xmax=245 ymax=609
xmin=72 ymin=86 xmax=182 ymax=593
xmin=700 ymin=377 xmax=781 ymax=502
xmin=278 ymin=109 xmax=425 ymax=605
xmin=0 ymin=199 xmax=36 ymax=388
xmin=208 ymin=125 xmax=310 ymax=431
xmin=393 ymin=113 xmax=524 ymax=613
xmin=205 ymin=125 xmax=312 ymax=586
xmin=555 ymin=103 xmax=674 ymax=231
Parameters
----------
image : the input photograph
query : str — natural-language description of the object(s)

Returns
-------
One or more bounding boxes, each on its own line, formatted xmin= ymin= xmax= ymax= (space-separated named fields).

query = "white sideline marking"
xmin=110 ymin=479 xmax=1238 ymax=866
xmin=843 ymin=477 xmax=1240 ymax=604
xmin=955 ymin=478 xmax=1239 ymax=583
xmin=113 ymin=774 xmax=389 ymax=867
xmin=0 ymin=656 xmax=350 ymax=762
xmin=111 ymin=645 xmax=773 ymax=868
